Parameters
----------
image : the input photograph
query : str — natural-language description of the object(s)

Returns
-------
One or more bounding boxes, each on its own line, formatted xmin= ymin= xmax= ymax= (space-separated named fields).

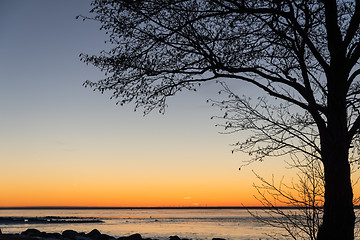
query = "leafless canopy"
xmin=80 ymin=0 xmax=360 ymax=164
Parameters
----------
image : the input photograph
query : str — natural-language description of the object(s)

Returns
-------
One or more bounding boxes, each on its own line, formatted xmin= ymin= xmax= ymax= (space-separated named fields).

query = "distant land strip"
xmin=0 ymin=216 xmax=103 ymax=224
xmin=1 ymin=206 xmax=293 ymax=210
xmin=1 ymin=206 xmax=355 ymax=210
xmin=1 ymin=206 xmax=250 ymax=210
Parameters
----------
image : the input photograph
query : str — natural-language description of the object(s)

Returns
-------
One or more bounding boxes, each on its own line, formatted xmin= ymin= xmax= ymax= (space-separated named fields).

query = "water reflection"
xmin=0 ymin=209 xmax=285 ymax=239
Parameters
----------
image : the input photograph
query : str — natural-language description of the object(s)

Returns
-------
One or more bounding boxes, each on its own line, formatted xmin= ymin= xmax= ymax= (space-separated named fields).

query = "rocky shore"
xmin=0 ymin=228 xmax=226 ymax=240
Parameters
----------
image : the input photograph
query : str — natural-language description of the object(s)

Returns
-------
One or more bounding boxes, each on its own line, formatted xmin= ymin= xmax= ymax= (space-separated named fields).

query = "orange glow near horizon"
xmin=4 ymin=150 xmax=358 ymax=208
xmin=0 ymin=157 xmax=264 ymax=208
xmin=1 ymin=135 xmax=276 ymax=208
xmin=3 ymin=148 xmax=359 ymax=208
xmin=0 ymin=174 xmax=261 ymax=207
xmin=0 ymin=149 xmax=359 ymax=207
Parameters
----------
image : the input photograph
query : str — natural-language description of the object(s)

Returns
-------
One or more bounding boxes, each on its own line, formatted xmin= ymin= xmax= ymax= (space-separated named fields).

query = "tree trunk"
xmin=315 ymin=62 xmax=356 ymax=239
xmin=317 ymin=140 xmax=355 ymax=239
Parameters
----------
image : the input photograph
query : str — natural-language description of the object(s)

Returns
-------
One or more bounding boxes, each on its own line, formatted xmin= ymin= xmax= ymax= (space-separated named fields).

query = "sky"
xmin=0 ymin=0 xmax=305 ymax=207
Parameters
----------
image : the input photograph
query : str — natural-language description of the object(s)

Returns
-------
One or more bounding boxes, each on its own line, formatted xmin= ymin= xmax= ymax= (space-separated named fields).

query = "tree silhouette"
xmin=248 ymin=155 xmax=360 ymax=239
xmin=80 ymin=1 xmax=360 ymax=239
xmin=250 ymin=158 xmax=325 ymax=240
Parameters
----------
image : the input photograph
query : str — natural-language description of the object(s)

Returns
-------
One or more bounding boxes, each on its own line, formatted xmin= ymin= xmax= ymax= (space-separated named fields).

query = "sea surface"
xmin=0 ymin=208 xmax=293 ymax=239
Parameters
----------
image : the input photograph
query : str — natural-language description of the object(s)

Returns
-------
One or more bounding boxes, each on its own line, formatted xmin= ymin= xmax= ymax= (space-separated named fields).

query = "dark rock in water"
xmin=118 ymin=233 xmax=143 ymax=240
xmin=101 ymin=233 xmax=116 ymax=240
xmin=169 ymin=236 xmax=181 ymax=240
xmin=21 ymin=229 xmax=41 ymax=236
xmin=21 ymin=228 xmax=58 ymax=239
xmin=46 ymin=232 xmax=62 ymax=239
xmin=0 ymin=228 xmax=2 ymax=235
xmin=62 ymin=229 xmax=79 ymax=238
xmin=87 ymin=230 xmax=113 ymax=240
xmin=88 ymin=229 xmax=102 ymax=237
xmin=85 ymin=229 xmax=115 ymax=240
xmin=129 ymin=233 xmax=142 ymax=240
xmin=212 ymin=238 xmax=226 ymax=240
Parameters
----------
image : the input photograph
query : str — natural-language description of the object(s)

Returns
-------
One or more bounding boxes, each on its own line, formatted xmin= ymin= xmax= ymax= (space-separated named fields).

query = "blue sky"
xmin=0 ymin=0 xmax=293 ymax=207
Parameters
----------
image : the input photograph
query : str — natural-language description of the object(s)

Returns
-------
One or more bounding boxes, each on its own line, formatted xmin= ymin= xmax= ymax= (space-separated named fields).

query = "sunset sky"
xmin=0 ymin=1 xmax=350 ymax=208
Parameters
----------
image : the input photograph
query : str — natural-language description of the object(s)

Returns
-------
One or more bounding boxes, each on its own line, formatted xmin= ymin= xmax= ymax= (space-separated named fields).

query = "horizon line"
xmin=0 ymin=206 xmax=255 ymax=210
xmin=0 ymin=206 xmax=343 ymax=210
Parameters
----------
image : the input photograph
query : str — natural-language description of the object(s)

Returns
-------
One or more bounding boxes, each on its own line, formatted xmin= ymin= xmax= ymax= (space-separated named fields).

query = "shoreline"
xmin=0 ymin=228 xmax=226 ymax=240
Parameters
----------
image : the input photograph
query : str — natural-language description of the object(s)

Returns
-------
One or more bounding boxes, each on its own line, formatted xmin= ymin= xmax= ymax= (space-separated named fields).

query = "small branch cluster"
xmin=211 ymin=82 xmax=320 ymax=167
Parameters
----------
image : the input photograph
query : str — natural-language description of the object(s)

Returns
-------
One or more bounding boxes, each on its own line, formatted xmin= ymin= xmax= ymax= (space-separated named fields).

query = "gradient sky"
xmin=0 ymin=0 xmax=338 ymax=207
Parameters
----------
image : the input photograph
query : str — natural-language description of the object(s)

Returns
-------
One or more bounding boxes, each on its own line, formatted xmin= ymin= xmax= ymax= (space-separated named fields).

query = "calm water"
xmin=0 ymin=208 xmax=288 ymax=239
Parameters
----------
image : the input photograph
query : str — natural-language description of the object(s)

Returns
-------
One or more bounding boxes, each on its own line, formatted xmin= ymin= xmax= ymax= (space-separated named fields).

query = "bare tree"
xmin=212 ymin=82 xmax=360 ymax=238
xmin=79 ymin=1 xmax=360 ymax=239
xmin=249 ymin=157 xmax=325 ymax=240
xmin=249 ymin=155 xmax=360 ymax=240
